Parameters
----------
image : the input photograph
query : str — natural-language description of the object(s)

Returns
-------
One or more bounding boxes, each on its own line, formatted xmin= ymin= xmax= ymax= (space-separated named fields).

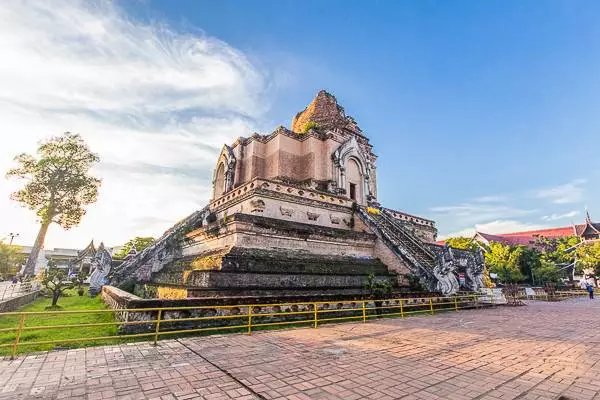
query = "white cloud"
xmin=472 ymin=195 xmax=507 ymax=203
xmin=440 ymin=220 xmax=549 ymax=240
xmin=541 ymin=210 xmax=580 ymax=221
xmin=430 ymin=203 xmax=536 ymax=226
xmin=0 ymin=1 xmax=267 ymax=249
xmin=535 ymin=179 xmax=586 ymax=204
xmin=432 ymin=200 xmax=540 ymax=241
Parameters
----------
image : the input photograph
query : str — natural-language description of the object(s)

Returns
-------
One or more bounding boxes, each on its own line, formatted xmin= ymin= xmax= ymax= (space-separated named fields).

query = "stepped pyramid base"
xmin=131 ymin=213 xmax=406 ymax=300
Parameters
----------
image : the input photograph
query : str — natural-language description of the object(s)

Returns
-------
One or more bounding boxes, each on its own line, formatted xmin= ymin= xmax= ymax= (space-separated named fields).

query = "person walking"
xmin=587 ymin=284 xmax=594 ymax=299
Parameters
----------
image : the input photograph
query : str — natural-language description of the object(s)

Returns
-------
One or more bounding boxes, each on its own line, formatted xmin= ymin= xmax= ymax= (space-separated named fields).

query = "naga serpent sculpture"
xmin=433 ymin=244 xmax=459 ymax=296
xmin=88 ymin=243 xmax=113 ymax=296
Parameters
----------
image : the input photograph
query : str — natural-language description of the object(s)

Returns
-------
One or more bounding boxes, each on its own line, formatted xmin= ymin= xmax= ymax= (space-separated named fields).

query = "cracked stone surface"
xmin=1 ymin=298 xmax=599 ymax=399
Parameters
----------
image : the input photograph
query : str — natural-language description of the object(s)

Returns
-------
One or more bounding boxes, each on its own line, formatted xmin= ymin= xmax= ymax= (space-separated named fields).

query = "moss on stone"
xmin=157 ymin=286 xmax=188 ymax=299
xmin=301 ymin=121 xmax=320 ymax=133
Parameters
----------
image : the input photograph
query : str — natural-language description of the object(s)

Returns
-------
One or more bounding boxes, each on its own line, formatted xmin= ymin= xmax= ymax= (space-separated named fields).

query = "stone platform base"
xmin=101 ymin=286 xmax=451 ymax=335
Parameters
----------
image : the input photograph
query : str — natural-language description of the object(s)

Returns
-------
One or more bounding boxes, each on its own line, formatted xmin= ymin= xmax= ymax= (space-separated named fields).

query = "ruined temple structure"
xmin=110 ymin=90 xmax=484 ymax=298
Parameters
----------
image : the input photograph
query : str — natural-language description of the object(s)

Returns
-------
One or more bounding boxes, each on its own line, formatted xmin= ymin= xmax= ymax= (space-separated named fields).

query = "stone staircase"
xmin=357 ymin=207 xmax=437 ymax=286
xmin=109 ymin=206 xmax=210 ymax=287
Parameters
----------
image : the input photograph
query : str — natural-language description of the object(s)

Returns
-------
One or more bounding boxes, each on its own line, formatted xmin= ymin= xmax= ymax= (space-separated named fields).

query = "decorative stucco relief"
xmin=280 ymin=206 xmax=294 ymax=217
xmin=307 ymin=212 xmax=320 ymax=221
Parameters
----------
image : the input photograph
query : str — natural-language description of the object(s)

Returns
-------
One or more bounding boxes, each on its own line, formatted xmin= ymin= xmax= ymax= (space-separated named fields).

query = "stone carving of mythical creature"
xmin=151 ymin=245 xmax=175 ymax=273
xmin=433 ymin=245 xmax=459 ymax=296
xmin=88 ymin=243 xmax=112 ymax=296
xmin=466 ymin=248 xmax=485 ymax=291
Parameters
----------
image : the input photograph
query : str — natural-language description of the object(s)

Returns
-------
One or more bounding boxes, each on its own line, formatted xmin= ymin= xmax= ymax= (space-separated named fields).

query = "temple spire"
xmin=291 ymin=90 xmax=363 ymax=136
xmin=585 ymin=208 xmax=592 ymax=224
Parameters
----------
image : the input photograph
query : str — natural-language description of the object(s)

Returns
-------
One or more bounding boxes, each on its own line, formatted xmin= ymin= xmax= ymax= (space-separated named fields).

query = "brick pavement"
xmin=1 ymin=298 xmax=600 ymax=400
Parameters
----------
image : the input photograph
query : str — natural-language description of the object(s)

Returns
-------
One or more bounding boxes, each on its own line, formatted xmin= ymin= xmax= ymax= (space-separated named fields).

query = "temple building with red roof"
xmin=472 ymin=212 xmax=600 ymax=248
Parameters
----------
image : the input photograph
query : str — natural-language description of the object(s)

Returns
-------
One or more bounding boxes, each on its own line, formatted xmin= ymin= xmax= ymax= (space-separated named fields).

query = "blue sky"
xmin=0 ymin=1 xmax=599 ymax=247
xmin=137 ymin=0 xmax=600 ymax=234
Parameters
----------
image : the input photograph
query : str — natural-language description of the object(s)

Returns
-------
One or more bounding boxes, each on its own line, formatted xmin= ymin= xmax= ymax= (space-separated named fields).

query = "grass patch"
xmin=0 ymin=288 xmax=121 ymax=356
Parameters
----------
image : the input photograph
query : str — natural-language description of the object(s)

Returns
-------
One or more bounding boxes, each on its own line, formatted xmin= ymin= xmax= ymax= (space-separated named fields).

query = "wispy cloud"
xmin=430 ymin=203 xmax=536 ymax=225
xmin=440 ymin=220 xmax=549 ymax=240
xmin=0 ymin=1 xmax=268 ymax=248
xmin=472 ymin=195 xmax=508 ymax=203
xmin=535 ymin=179 xmax=587 ymax=204
xmin=541 ymin=210 xmax=580 ymax=221
xmin=434 ymin=179 xmax=589 ymax=240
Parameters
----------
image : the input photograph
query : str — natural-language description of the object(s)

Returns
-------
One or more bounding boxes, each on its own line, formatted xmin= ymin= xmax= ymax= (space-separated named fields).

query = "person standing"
xmin=587 ymin=284 xmax=594 ymax=299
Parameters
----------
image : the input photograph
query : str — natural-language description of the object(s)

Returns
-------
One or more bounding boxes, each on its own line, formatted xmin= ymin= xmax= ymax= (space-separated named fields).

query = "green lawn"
xmin=0 ymin=288 xmax=120 ymax=356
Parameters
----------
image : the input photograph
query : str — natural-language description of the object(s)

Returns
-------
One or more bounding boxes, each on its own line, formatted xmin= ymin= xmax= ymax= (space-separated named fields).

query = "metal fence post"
xmin=11 ymin=314 xmax=25 ymax=359
xmin=399 ymin=300 xmax=404 ymax=319
xmin=429 ymin=298 xmax=434 ymax=315
xmin=248 ymin=306 xmax=252 ymax=335
xmin=153 ymin=310 xmax=162 ymax=346
xmin=313 ymin=303 xmax=318 ymax=328
xmin=362 ymin=301 xmax=367 ymax=323
xmin=454 ymin=297 xmax=459 ymax=312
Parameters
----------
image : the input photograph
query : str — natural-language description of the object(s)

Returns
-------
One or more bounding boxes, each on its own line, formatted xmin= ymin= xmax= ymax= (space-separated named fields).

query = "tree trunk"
xmin=51 ymin=291 xmax=60 ymax=306
xmin=23 ymin=221 xmax=50 ymax=277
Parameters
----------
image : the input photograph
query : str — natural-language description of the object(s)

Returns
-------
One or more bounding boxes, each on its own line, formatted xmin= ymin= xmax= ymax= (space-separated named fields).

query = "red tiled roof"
xmin=476 ymin=225 xmax=580 ymax=247
xmin=441 ymin=216 xmax=599 ymax=248
xmin=476 ymin=232 xmax=536 ymax=246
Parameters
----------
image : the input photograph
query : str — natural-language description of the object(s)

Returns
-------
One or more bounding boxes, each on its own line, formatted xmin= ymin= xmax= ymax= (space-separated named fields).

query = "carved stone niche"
xmin=330 ymin=215 xmax=340 ymax=225
xmin=307 ymin=212 xmax=320 ymax=221
xmin=280 ymin=206 xmax=294 ymax=217
xmin=250 ymin=199 xmax=266 ymax=213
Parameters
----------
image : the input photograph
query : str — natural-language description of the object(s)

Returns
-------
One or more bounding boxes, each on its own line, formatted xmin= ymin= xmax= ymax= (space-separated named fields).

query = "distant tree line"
xmin=445 ymin=236 xmax=600 ymax=285
xmin=0 ymin=243 xmax=25 ymax=279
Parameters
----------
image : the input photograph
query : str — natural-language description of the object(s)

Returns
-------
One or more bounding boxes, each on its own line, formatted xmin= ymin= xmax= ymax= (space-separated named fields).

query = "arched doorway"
xmin=346 ymin=158 xmax=363 ymax=204
xmin=214 ymin=162 xmax=225 ymax=199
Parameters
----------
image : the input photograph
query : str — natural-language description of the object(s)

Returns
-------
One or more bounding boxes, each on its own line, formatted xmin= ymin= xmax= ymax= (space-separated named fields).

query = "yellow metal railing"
xmin=0 ymin=291 xmax=588 ymax=358
xmin=519 ymin=289 xmax=591 ymax=301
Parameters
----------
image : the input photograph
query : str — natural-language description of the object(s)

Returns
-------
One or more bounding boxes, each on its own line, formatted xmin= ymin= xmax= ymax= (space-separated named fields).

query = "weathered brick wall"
xmin=373 ymin=240 xmax=411 ymax=278
xmin=101 ymin=285 xmax=446 ymax=334
xmin=183 ymin=213 xmax=373 ymax=260
xmin=291 ymin=90 xmax=359 ymax=135
xmin=384 ymin=208 xmax=438 ymax=242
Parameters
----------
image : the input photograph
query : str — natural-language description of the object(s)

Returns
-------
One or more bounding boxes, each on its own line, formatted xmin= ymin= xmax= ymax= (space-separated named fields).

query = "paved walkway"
xmin=1 ymin=298 xmax=600 ymax=400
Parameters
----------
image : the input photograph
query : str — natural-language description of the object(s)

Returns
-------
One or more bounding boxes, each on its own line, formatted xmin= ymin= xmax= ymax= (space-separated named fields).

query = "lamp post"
xmin=7 ymin=233 xmax=19 ymax=246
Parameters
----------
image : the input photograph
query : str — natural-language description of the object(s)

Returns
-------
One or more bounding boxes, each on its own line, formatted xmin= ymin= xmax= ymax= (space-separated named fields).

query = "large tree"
xmin=6 ymin=133 xmax=101 ymax=276
xmin=112 ymin=236 xmax=155 ymax=260
xmin=445 ymin=236 xmax=480 ymax=252
xmin=576 ymin=241 xmax=600 ymax=276
xmin=0 ymin=243 xmax=25 ymax=279
xmin=536 ymin=236 xmax=580 ymax=266
xmin=484 ymin=242 xmax=526 ymax=283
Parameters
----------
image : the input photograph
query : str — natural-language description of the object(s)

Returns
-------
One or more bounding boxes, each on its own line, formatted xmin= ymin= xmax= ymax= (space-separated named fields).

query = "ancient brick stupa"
xmin=109 ymin=91 xmax=484 ymax=299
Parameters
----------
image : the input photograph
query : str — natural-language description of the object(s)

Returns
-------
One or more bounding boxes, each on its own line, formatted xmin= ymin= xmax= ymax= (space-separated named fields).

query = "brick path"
xmin=1 ymin=298 xmax=600 ymax=400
